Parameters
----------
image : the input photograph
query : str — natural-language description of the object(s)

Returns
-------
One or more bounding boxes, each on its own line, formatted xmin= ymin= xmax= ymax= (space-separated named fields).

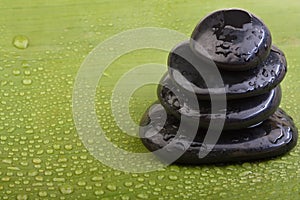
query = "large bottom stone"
xmin=139 ymin=103 xmax=298 ymax=164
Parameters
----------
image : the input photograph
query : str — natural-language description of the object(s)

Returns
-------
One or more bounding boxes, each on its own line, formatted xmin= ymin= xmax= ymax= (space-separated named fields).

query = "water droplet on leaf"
xmin=12 ymin=35 xmax=29 ymax=49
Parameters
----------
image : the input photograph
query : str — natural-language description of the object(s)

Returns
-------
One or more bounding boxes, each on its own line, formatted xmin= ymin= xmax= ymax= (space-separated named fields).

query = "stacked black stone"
xmin=139 ymin=9 xmax=298 ymax=164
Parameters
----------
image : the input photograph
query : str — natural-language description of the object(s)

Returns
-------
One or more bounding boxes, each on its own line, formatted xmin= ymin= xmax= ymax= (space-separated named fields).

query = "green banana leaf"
xmin=0 ymin=0 xmax=299 ymax=199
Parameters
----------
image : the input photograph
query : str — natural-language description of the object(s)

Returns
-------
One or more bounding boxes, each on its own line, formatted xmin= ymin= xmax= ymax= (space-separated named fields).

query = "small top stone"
xmin=190 ymin=9 xmax=272 ymax=71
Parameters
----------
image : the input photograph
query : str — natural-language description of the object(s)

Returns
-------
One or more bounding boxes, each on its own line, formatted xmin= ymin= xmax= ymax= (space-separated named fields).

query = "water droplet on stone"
xmin=268 ymin=129 xmax=284 ymax=144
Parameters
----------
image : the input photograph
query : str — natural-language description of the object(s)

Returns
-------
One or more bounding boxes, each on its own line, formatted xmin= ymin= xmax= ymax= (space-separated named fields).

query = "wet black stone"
xmin=158 ymin=73 xmax=282 ymax=130
xmin=169 ymin=41 xmax=287 ymax=100
xmin=140 ymin=103 xmax=298 ymax=164
xmin=190 ymin=9 xmax=272 ymax=71
xmin=139 ymin=8 xmax=297 ymax=164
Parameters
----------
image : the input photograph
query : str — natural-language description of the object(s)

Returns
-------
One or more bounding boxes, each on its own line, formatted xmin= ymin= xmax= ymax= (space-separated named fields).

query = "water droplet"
xmin=124 ymin=181 xmax=133 ymax=187
xmin=64 ymin=144 xmax=73 ymax=150
xmin=137 ymin=193 xmax=149 ymax=199
xmin=12 ymin=69 xmax=21 ymax=76
xmin=94 ymin=190 xmax=104 ymax=196
xmin=32 ymin=158 xmax=42 ymax=164
xmin=24 ymin=70 xmax=31 ymax=76
xmin=107 ymin=184 xmax=117 ymax=191
xmin=91 ymin=176 xmax=103 ymax=181
xmin=168 ymin=175 xmax=178 ymax=181
xmin=1 ymin=177 xmax=10 ymax=182
xmin=268 ymin=129 xmax=284 ymax=144
xmin=59 ymin=184 xmax=74 ymax=194
xmin=121 ymin=195 xmax=130 ymax=200
xmin=77 ymin=181 xmax=86 ymax=186
xmin=16 ymin=194 xmax=28 ymax=200
xmin=38 ymin=191 xmax=47 ymax=197
xmin=21 ymin=62 xmax=30 ymax=68
xmin=22 ymin=79 xmax=32 ymax=85
xmin=12 ymin=35 xmax=29 ymax=49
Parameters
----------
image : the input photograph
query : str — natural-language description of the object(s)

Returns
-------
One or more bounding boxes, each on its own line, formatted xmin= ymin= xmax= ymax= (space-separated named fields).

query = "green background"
xmin=0 ymin=0 xmax=300 ymax=199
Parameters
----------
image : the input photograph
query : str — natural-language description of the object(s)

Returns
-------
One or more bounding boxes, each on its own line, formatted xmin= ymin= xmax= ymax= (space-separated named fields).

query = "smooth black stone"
xmin=158 ymin=73 xmax=282 ymax=130
xmin=140 ymin=103 xmax=298 ymax=164
xmin=190 ymin=9 xmax=272 ymax=71
xmin=169 ymin=41 xmax=286 ymax=100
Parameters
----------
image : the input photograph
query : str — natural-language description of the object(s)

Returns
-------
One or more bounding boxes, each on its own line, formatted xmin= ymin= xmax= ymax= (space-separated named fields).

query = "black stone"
xmin=169 ymin=41 xmax=287 ymax=100
xmin=139 ymin=8 xmax=298 ymax=164
xmin=140 ymin=103 xmax=298 ymax=164
xmin=158 ymin=73 xmax=282 ymax=130
xmin=190 ymin=9 xmax=272 ymax=71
